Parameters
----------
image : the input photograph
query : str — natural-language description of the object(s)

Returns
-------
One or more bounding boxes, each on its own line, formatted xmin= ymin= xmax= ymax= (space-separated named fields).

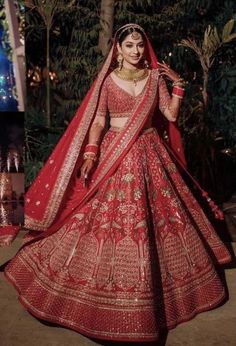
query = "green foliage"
xmin=177 ymin=17 xmax=236 ymax=144
xmin=179 ymin=19 xmax=236 ymax=71
xmin=208 ymin=63 xmax=236 ymax=146
xmin=25 ymin=105 xmax=62 ymax=184
xmin=0 ymin=1 xmax=24 ymax=60
xmin=25 ymin=0 xmax=102 ymax=185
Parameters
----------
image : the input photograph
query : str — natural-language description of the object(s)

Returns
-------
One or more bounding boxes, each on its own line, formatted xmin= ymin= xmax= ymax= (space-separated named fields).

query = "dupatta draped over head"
xmin=0 ymin=24 xmax=187 ymax=246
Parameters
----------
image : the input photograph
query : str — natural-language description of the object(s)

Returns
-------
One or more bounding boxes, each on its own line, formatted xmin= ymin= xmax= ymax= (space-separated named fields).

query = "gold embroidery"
xmin=134 ymin=188 xmax=142 ymax=200
xmin=116 ymin=190 xmax=125 ymax=201
xmin=122 ymin=173 xmax=135 ymax=183
xmin=105 ymin=190 xmax=116 ymax=202
xmin=160 ymin=186 xmax=172 ymax=198
xmin=166 ymin=163 xmax=177 ymax=173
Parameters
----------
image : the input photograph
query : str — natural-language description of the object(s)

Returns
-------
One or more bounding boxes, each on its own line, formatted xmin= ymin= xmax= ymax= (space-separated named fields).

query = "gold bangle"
xmin=83 ymin=153 xmax=97 ymax=161
xmin=172 ymin=78 xmax=186 ymax=87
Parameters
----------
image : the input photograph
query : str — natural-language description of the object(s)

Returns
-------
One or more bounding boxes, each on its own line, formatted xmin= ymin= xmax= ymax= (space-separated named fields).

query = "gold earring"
xmin=117 ymin=53 xmax=124 ymax=70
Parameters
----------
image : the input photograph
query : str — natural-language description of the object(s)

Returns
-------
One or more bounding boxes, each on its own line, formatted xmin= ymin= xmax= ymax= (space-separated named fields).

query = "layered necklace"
xmin=114 ymin=66 xmax=149 ymax=86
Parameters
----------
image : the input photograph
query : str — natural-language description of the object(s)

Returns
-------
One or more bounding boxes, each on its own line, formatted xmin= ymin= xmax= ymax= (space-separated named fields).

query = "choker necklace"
xmin=114 ymin=67 xmax=149 ymax=86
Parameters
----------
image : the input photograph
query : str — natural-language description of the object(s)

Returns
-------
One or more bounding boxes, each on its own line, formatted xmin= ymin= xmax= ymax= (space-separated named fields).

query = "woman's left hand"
xmin=157 ymin=61 xmax=180 ymax=83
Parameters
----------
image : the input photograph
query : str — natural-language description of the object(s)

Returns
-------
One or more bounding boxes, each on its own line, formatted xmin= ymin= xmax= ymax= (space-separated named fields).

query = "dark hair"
xmin=117 ymin=27 xmax=145 ymax=45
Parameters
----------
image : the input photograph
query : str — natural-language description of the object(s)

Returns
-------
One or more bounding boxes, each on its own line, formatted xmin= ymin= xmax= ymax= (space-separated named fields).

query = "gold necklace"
xmin=114 ymin=67 xmax=149 ymax=86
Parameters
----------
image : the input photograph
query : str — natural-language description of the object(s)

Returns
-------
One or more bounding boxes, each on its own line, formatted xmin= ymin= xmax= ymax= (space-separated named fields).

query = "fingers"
xmin=157 ymin=61 xmax=180 ymax=82
xmin=81 ymin=166 xmax=89 ymax=188
xmin=83 ymin=174 xmax=87 ymax=188
xmin=159 ymin=68 xmax=172 ymax=77
xmin=80 ymin=161 xmax=93 ymax=187
xmin=81 ymin=166 xmax=89 ymax=179
xmin=157 ymin=61 xmax=170 ymax=68
xmin=157 ymin=61 xmax=171 ymax=77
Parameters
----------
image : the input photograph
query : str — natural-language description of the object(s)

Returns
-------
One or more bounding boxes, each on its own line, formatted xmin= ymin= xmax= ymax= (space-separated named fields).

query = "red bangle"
xmin=172 ymin=86 xmax=185 ymax=98
xmin=85 ymin=144 xmax=98 ymax=155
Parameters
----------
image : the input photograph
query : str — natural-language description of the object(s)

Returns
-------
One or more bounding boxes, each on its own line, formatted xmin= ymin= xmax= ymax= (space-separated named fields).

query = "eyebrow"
xmin=124 ymin=41 xmax=144 ymax=44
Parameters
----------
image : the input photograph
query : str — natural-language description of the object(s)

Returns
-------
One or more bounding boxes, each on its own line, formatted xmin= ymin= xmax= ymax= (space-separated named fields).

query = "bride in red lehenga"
xmin=2 ymin=24 xmax=232 ymax=342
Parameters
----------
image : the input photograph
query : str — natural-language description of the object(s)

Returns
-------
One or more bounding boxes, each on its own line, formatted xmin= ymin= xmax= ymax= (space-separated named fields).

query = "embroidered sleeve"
xmin=87 ymin=79 xmax=108 ymax=144
xmin=158 ymin=76 xmax=171 ymax=114
xmin=96 ymin=77 xmax=108 ymax=117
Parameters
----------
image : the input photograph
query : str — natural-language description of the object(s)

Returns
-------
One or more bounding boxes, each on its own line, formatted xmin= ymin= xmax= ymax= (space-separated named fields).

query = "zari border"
xmin=5 ymin=259 xmax=227 ymax=342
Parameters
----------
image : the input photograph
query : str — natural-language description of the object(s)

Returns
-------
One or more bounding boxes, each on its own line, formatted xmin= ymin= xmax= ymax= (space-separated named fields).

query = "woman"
xmin=3 ymin=24 xmax=231 ymax=342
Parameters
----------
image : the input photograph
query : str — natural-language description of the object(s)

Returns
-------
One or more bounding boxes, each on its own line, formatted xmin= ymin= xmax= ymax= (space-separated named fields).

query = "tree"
xmin=25 ymin=0 xmax=76 ymax=127
xmin=98 ymin=0 xmax=115 ymax=56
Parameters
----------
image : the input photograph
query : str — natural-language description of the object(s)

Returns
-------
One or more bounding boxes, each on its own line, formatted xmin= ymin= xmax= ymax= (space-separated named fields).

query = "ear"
xmin=116 ymin=42 xmax=122 ymax=54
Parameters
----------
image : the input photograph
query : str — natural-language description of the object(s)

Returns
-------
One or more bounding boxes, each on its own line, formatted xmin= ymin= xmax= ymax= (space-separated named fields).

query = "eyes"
xmin=125 ymin=43 xmax=144 ymax=49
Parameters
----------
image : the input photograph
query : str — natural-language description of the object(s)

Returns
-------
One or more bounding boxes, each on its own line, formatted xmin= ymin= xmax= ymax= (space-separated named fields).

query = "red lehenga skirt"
xmin=5 ymin=127 xmax=231 ymax=342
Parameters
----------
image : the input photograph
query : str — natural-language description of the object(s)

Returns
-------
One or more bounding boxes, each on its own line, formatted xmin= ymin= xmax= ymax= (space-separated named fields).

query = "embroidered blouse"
xmin=96 ymin=69 xmax=171 ymax=119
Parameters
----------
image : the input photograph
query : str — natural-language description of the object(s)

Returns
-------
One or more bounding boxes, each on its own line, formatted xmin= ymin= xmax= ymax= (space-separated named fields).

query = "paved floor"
xmin=0 ymin=233 xmax=235 ymax=346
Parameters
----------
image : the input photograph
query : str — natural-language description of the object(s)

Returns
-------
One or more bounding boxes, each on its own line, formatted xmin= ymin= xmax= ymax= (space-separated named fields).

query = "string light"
xmin=0 ymin=21 xmax=18 ymax=111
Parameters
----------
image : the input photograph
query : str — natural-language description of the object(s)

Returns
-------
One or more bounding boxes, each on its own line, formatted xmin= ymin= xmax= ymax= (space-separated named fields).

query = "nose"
xmin=133 ymin=46 xmax=139 ymax=54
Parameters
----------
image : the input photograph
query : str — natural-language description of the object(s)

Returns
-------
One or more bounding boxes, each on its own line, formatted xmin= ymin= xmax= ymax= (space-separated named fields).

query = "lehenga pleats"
xmin=5 ymin=128 xmax=231 ymax=342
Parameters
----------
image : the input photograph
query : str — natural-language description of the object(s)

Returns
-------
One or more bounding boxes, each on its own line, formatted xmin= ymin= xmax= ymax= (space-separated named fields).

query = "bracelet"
xmin=85 ymin=143 xmax=98 ymax=147
xmin=85 ymin=144 xmax=98 ymax=155
xmin=172 ymin=86 xmax=185 ymax=98
xmin=172 ymin=78 xmax=186 ymax=88
xmin=83 ymin=152 xmax=97 ymax=161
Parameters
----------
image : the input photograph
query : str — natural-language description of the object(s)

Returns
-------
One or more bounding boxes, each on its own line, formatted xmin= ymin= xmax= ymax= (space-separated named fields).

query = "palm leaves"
xmin=179 ymin=18 xmax=236 ymax=106
xmin=25 ymin=0 xmax=76 ymax=28
xmin=222 ymin=18 xmax=236 ymax=42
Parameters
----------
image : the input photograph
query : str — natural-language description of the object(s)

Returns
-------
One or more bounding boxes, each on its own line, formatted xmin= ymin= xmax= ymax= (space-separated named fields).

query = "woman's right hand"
xmin=80 ymin=159 xmax=94 ymax=186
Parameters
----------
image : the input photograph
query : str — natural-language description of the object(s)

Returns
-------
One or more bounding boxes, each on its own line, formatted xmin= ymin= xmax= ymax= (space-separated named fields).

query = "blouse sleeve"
xmin=158 ymin=76 xmax=171 ymax=114
xmin=96 ymin=77 xmax=108 ymax=117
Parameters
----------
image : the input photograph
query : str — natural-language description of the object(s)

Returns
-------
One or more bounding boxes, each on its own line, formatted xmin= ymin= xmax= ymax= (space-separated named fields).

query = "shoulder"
xmin=150 ymin=68 xmax=161 ymax=81
xmin=99 ymin=74 xmax=111 ymax=92
xmin=105 ymin=71 xmax=114 ymax=81
xmin=102 ymin=72 xmax=113 ymax=87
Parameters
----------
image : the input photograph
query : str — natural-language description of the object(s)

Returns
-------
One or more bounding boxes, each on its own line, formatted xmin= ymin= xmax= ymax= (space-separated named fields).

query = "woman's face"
xmin=117 ymin=32 xmax=145 ymax=68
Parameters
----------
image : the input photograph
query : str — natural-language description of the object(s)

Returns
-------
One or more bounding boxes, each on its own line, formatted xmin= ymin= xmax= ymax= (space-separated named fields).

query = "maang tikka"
xmin=131 ymin=30 xmax=142 ymax=40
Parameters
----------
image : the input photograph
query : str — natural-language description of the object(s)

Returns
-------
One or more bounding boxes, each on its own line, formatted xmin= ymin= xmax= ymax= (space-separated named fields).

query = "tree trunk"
xmin=98 ymin=0 xmax=115 ymax=56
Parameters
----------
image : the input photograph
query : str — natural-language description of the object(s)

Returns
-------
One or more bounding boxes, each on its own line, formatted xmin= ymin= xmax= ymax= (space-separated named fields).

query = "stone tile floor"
xmin=0 ymin=233 xmax=235 ymax=346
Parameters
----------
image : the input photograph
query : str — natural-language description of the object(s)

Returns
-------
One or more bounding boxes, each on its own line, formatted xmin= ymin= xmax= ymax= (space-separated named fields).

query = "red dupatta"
xmin=0 ymin=24 xmax=187 ymax=246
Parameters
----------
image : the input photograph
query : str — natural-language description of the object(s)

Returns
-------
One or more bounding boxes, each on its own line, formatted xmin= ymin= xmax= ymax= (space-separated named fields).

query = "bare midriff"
xmin=110 ymin=117 xmax=129 ymax=128
xmin=109 ymin=114 xmax=153 ymax=130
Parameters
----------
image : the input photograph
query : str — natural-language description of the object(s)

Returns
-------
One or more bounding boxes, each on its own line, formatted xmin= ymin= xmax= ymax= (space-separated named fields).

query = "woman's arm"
xmin=158 ymin=62 xmax=185 ymax=122
xmin=87 ymin=115 xmax=106 ymax=145
xmin=80 ymin=79 xmax=108 ymax=181
xmin=163 ymin=93 xmax=183 ymax=122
